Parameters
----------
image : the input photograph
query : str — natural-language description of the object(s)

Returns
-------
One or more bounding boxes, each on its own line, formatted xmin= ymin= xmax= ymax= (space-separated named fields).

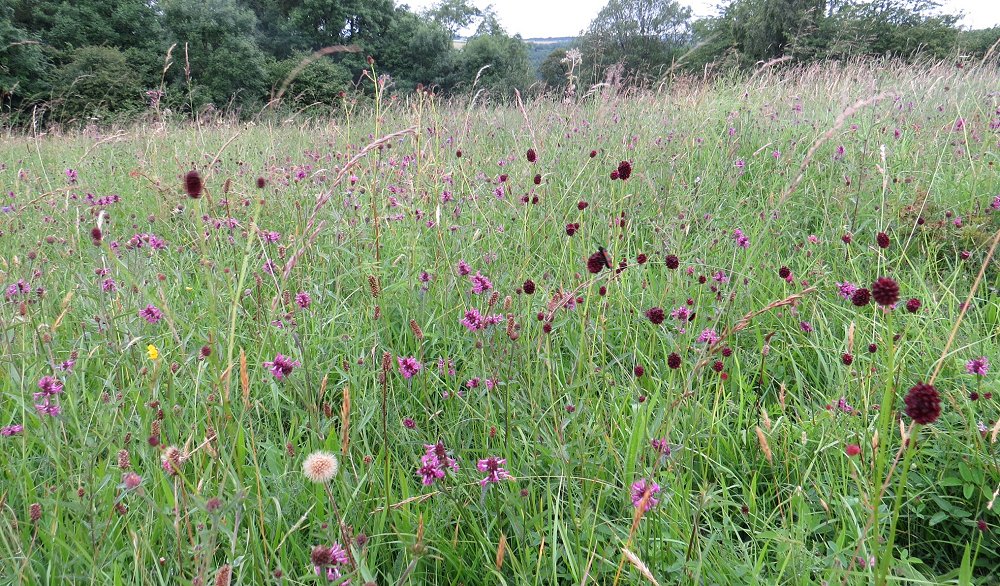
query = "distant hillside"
xmin=525 ymin=38 xmax=577 ymax=76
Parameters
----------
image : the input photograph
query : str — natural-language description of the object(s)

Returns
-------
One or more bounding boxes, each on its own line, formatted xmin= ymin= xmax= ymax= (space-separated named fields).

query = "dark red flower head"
xmin=665 ymin=255 xmax=679 ymax=270
xmin=851 ymin=288 xmax=871 ymax=307
xmin=91 ymin=227 xmax=103 ymax=245
xmin=841 ymin=353 xmax=853 ymax=365
xmin=533 ymin=174 xmax=542 ymax=185
xmin=905 ymin=298 xmax=921 ymax=313
xmin=311 ymin=546 xmax=333 ymax=567
xmin=871 ymin=277 xmax=899 ymax=307
xmin=589 ymin=150 xmax=597 ymax=158
xmin=636 ymin=253 xmax=647 ymax=264
xmin=645 ymin=307 xmax=665 ymax=324
xmin=184 ymin=170 xmax=203 ymax=199
xmin=778 ymin=266 xmax=791 ymax=279
xmin=577 ymin=201 xmax=588 ymax=210
xmin=904 ymin=382 xmax=941 ymax=424
xmin=587 ymin=251 xmax=608 ymax=274
xmin=523 ymin=279 xmax=536 ymax=294
xmin=526 ymin=148 xmax=537 ymax=163
xmin=876 ymin=231 xmax=890 ymax=249
xmin=633 ymin=365 xmax=644 ymax=377
xmin=256 ymin=176 xmax=266 ymax=189
xmin=609 ymin=170 xmax=619 ymax=180
xmin=616 ymin=160 xmax=632 ymax=180
xmin=667 ymin=352 xmax=681 ymax=369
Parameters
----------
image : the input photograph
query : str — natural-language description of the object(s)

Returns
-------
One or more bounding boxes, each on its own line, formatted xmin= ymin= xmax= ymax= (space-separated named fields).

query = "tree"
xmin=0 ymin=0 xmax=49 ymax=110
xmin=48 ymin=46 xmax=144 ymax=122
xmin=377 ymin=7 xmax=455 ymax=91
xmin=580 ymin=0 xmax=693 ymax=82
xmin=538 ymin=48 xmax=569 ymax=88
xmin=161 ymin=0 xmax=268 ymax=112
xmin=424 ymin=0 xmax=481 ymax=37
xmin=450 ymin=13 xmax=532 ymax=98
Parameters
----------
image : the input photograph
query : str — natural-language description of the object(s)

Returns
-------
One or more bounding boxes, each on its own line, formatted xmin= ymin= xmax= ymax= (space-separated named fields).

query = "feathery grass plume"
xmin=214 ymin=564 xmax=232 ymax=586
xmin=409 ymin=319 xmax=424 ymax=340
xmin=755 ymin=426 xmax=773 ymax=463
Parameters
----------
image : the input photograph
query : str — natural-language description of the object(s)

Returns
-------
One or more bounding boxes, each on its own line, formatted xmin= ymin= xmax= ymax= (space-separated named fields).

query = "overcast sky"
xmin=402 ymin=0 xmax=1000 ymax=38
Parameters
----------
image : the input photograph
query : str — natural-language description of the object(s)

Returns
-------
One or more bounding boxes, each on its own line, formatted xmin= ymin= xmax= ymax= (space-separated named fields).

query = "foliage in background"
xmin=0 ymin=0 xmax=998 ymax=125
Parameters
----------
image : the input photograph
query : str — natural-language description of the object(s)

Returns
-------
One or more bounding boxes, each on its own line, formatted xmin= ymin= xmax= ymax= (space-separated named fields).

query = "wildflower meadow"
xmin=2 ymin=59 xmax=1000 ymax=584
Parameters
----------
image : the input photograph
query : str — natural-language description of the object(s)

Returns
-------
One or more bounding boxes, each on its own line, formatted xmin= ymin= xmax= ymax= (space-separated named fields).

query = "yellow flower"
xmin=146 ymin=344 xmax=159 ymax=360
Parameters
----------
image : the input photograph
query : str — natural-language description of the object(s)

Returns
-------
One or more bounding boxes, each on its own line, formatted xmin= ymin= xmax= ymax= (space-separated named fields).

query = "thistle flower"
xmin=732 ymin=228 xmax=750 ymax=249
xmin=302 ymin=451 xmax=339 ymax=483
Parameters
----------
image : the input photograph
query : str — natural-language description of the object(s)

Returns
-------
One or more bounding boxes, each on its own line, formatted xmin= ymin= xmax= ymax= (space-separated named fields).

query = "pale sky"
xmin=402 ymin=0 xmax=1000 ymax=38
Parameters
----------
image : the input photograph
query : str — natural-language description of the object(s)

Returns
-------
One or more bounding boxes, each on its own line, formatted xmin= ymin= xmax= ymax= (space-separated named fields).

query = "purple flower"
xmin=697 ymin=329 xmax=720 ymax=345
xmin=470 ymin=272 xmax=493 ymax=294
xmin=398 ymin=356 xmax=422 ymax=379
xmin=460 ymin=308 xmax=503 ymax=332
xmin=630 ymin=479 xmax=661 ymax=511
xmin=1 ymin=424 xmax=24 ymax=436
xmin=417 ymin=454 xmax=445 ymax=485
xmin=264 ymin=354 xmax=300 ymax=380
xmin=65 ymin=168 xmax=78 ymax=184
xmin=295 ymin=292 xmax=311 ymax=309
xmin=456 ymin=259 xmax=471 ymax=276
xmin=966 ymin=357 xmax=989 ymax=376
xmin=799 ymin=321 xmax=813 ymax=333
xmin=477 ymin=456 xmax=511 ymax=486
xmin=712 ymin=271 xmax=729 ymax=284
xmin=262 ymin=260 xmax=277 ymax=275
xmin=101 ymin=278 xmax=117 ymax=292
xmin=732 ymin=229 xmax=750 ymax=249
xmin=139 ymin=304 xmax=163 ymax=324
xmin=836 ymin=281 xmax=858 ymax=300
xmin=36 ymin=376 xmax=64 ymax=398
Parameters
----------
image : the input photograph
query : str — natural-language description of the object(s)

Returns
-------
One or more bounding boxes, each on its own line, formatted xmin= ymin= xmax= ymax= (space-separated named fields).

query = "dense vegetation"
xmin=1 ymin=0 xmax=998 ymax=126
xmin=1 ymin=58 xmax=998 ymax=584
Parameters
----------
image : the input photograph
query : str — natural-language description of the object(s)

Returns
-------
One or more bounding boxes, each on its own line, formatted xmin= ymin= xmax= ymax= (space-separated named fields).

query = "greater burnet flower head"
xmin=398 ymin=356 xmax=422 ymax=379
xmin=302 ymin=451 xmax=339 ymax=483
xmin=184 ymin=170 xmax=203 ymax=199
xmin=905 ymin=382 xmax=941 ymax=424
xmin=264 ymin=353 xmax=300 ymax=380
xmin=645 ymin=307 xmax=665 ymax=325
xmin=477 ymin=456 xmax=511 ymax=486
xmin=871 ymin=277 xmax=899 ymax=307
xmin=630 ymin=478 xmax=660 ymax=511
xmin=966 ymin=357 xmax=989 ymax=376
xmin=526 ymin=148 xmax=537 ymax=163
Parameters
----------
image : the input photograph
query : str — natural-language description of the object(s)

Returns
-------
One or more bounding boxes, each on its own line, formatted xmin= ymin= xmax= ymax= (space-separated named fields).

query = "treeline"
xmin=0 ymin=0 xmax=997 ymax=126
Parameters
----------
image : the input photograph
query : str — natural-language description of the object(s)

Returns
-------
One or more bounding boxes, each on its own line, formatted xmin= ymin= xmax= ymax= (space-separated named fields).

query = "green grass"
xmin=1 ymin=58 xmax=999 ymax=585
